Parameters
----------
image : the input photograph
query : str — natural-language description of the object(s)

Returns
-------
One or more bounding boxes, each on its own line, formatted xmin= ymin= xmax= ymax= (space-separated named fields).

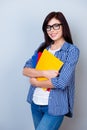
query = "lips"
xmin=50 ymin=33 xmax=58 ymax=38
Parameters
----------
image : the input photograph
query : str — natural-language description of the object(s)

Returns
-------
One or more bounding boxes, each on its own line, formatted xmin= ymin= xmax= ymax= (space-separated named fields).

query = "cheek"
xmin=58 ymin=31 xmax=63 ymax=37
xmin=47 ymin=33 xmax=52 ymax=39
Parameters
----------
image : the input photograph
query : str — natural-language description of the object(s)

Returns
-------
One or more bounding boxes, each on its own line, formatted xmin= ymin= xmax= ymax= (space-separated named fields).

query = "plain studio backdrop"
xmin=0 ymin=0 xmax=87 ymax=130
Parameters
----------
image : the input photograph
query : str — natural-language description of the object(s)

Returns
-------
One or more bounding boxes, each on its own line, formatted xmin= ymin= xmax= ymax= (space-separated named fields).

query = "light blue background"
xmin=0 ymin=0 xmax=87 ymax=130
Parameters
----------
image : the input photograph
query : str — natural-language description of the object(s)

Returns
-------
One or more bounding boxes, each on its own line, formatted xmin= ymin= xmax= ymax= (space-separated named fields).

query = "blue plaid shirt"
xmin=24 ymin=42 xmax=80 ymax=117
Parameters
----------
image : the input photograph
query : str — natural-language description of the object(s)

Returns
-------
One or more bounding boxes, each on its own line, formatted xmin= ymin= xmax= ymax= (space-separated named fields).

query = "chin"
xmin=51 ymin=37 xmax=58 ymax=41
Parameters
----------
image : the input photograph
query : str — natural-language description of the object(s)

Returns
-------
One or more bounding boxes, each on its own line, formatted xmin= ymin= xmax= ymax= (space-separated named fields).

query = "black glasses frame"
xmin=46 ymin=23 xmax=63 ymax=31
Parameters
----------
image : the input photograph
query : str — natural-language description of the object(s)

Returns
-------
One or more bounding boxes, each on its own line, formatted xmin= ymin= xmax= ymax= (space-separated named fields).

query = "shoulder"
xmin=65 ymin=42 xmax=80 ymax=55
xmin=70 ymin=43 xmax=79 ymax=51
xmin=66 ymin=43 xmax=80 ymax=64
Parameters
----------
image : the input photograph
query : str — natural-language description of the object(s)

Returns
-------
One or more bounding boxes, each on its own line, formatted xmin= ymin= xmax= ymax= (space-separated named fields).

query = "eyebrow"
xmin=47 ymin=23 xmax=62 ymax=26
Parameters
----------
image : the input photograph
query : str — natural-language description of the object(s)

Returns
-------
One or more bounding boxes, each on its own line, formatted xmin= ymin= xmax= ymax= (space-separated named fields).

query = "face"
xmin=46 ymin=18 xmax=63 ymax=42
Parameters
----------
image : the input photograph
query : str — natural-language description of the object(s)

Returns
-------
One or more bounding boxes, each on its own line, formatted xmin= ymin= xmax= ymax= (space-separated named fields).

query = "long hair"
xmin=38 ymin=11 xmax=73 ymax=52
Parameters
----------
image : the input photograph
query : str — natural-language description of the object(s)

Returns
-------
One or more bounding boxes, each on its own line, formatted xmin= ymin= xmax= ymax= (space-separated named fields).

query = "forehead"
xmin=47 ymin=18 xmax=61 ymax=25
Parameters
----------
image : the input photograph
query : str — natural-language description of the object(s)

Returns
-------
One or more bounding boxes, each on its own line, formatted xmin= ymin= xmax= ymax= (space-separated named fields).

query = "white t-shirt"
xmin=32 ymin=48 xmax=60 ymax=105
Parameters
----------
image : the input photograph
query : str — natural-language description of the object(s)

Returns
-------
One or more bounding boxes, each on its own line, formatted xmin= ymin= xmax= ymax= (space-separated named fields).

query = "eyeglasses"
xmin=46 ymin=23 xmax=63 ymax=31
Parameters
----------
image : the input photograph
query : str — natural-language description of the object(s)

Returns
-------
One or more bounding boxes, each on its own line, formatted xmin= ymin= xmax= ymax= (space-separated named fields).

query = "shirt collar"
xmin=46 ymin=42 xmax=70 ymax=51
xmin=60 ymin=42 xmax=71 ymax=51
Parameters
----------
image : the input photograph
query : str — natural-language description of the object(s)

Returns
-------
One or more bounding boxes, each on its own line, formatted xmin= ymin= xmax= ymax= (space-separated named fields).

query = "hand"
xmin=29 ymin=78 xmax=38 ymax=86
xmin=43 ymin=70 xmax=59 ymax=79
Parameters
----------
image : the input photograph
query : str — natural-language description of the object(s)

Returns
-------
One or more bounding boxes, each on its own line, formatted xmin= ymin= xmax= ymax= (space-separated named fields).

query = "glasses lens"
xmin=46 ymin=24 xmax=62 ymax=31
xmin=53 ymin=24 xmax=60 ymax=30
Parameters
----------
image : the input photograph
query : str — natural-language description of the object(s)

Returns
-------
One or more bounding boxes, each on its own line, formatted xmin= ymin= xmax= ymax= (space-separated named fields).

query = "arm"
xmin=51 ymin=46 xmax=80 ymax=90
xmin=29 ymin=46 xmax=79 ymax=89
xmin=23 ymin=68 xmax=44 ymax=78
xmin=23 ymin=49 xmax=58 ymax=79
xmin=23 ymin=50 xmax=44 ymax=78
xmin=30 ymin=78 xmax=54 ymax=88
xmin=23 ymin=67 xmax=58 ymax=79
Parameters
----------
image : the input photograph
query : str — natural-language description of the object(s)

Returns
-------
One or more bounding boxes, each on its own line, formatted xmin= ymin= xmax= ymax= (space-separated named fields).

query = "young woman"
xmin=23 ymin=11 xmax=80 ymax=130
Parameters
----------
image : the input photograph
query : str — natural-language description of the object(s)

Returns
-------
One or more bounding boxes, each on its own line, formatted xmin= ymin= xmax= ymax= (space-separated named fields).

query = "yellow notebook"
xmin=36 ymin=49 xmax=64 ymax=81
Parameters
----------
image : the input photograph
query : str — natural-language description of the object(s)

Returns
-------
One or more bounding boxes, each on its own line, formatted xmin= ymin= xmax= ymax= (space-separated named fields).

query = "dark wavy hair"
xmin=38 ymin=11 xmax=73 ymax=52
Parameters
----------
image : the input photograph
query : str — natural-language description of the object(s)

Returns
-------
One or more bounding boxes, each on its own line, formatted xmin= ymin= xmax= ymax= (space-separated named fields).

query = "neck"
xmin=51 ymin=38 xmax=65 ymax=50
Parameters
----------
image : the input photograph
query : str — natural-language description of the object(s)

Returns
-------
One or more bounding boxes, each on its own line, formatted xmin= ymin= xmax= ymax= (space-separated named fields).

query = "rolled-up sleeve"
xmin=51 ymin=46 xmax=80 ymax=90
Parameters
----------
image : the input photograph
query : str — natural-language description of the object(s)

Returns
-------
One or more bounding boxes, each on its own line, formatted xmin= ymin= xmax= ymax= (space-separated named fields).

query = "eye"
xmin=46 ymin=25 xmax=51 ymax=31
xmin=53 ymin=24 xmax=60 ymax=29
xmin=53 ymin=23 xmax=62 ymax=30
xmin=54 ymin=24 xmax=59 ymax=27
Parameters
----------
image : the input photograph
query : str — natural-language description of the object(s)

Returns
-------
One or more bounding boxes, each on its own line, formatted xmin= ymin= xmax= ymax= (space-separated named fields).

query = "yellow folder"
xmin=36 ymin=49 xmax=64 ymax=81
